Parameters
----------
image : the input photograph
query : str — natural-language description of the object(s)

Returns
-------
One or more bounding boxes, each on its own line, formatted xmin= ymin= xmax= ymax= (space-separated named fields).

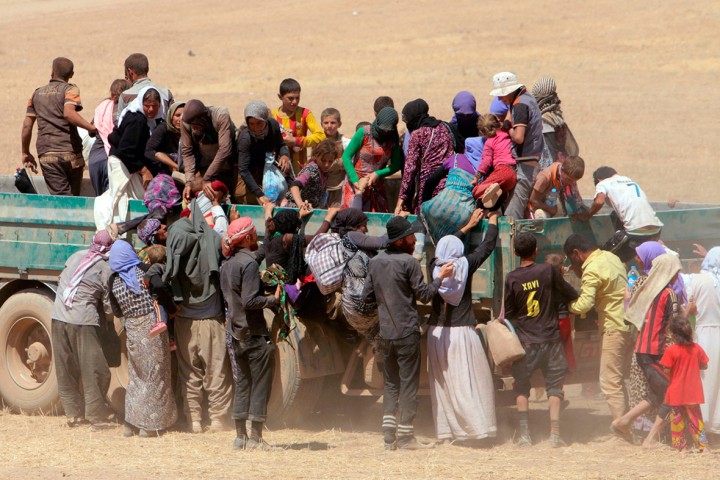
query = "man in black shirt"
xmin=219 ymin=217 xmax=281 ymax=451
xmin=504 ymin=232 xmax=578 ymax=448
xmin=363 ymin=216 xmax=453 ymax=450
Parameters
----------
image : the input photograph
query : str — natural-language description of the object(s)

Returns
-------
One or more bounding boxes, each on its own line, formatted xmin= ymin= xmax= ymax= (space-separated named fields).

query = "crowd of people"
xmin=26 ymin=54 xmax=719 ymax=452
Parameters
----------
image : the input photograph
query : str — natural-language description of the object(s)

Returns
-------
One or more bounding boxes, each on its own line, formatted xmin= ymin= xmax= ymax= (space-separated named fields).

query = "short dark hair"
xmin=124 ymin=53 xmax=149 ymax=76
xmin=563 ymin=234 xmax=596 ymax=255
xmin=355 ymin=121 xmax=371 ymax=131
xmin=279 ymin=78 xmax=301 ymax=96
xmin=514 ymin=232 xmax=537 ymax=258
xmin=592 ymin=166 xmax=617 ymax=185
xmin=373 ymin=96 xmax=394 ymax=114
xmin=52 ymin=57 xmax=74 ymax=80
xmin=669 ymin=315 xmax=694 ymax=345
xmin=321 ymin=107 xmax=341 ymax=122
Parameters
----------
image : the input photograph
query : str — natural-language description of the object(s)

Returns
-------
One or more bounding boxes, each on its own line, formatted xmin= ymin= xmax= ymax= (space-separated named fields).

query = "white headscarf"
xmin=701 ymin=247 xmax=720 ymax=303
xmin=432 ymin=235 xmax=469 ymax=306
xmin=117 ymin=85 xmax=168 ymax=131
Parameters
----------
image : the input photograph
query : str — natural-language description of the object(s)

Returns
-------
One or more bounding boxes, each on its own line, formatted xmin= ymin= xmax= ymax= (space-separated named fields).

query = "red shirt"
xmin=635 ymin=288 xmax=676 ymax=355
xmin=660 ymin=343 xmax=709 ymax=406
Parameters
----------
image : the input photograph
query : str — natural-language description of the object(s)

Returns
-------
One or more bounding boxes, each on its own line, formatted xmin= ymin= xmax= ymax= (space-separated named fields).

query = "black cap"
xmin=386 ymin=216 xmax=415 ymax=244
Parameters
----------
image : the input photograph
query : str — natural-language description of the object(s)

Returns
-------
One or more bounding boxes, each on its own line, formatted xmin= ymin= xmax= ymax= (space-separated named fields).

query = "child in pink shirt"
xmin=472 ymin=114 xmax=517 ymax=209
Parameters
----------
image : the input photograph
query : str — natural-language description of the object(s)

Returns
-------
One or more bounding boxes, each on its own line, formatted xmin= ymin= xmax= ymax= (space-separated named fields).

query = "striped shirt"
xmin=635 ymin=287 xmax=677 ymax=355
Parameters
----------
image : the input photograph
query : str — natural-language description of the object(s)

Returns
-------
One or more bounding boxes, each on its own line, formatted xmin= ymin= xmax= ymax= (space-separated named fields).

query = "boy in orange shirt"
xmin=272 ymin=78 xmax=325 ymax=174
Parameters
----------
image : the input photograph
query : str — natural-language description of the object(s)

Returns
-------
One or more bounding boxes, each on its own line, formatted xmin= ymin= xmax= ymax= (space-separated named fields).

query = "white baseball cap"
xmin=489 ymin=72 xmax=524 ymax=97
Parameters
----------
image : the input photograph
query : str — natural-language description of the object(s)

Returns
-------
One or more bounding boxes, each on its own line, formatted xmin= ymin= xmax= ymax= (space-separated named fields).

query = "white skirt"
xmin=696 ymin=324 xmax=720 ymax=434
xmin=427 ymin=325 xmax=497 ymax=440
xmin=93 ymin=155 xmax=145 ymax=230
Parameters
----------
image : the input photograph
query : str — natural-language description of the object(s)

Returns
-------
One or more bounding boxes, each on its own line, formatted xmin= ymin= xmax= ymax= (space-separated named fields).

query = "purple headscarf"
xmin=635 ymin=241 xmax=687 ymax=304
xmin=450 ymin=91 xmax=480 ymax=140
xmin=490 ymin=97 xmax=509 ymax=117
xmin=464 ymin=137 xmax=486 ymax=171
xmin=452 ymin=91 xmax=478 ymax=116
xmin=138 ymin=218 xmax=162 ymax=246
xmin=109 ymin=240 xmax=143 ymax=295
xmin=144 ymin=174 xmax=180 ymax=216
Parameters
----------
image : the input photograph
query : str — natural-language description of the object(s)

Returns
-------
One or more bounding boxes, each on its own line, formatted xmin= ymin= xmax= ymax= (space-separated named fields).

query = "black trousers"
xmin=636 ymin=353 xmax=671 ymax=419
xmin=382 ymin=332 xmax=421 ymax=436
xmin=51 ymin=319 xmax=112 ymax=421
xmin=231 ymin=335 xmax=276 ymax=422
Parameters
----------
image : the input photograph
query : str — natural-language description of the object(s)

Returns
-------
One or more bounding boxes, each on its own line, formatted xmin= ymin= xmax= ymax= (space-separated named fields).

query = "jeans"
xmin=504 ymin=162 xmax=538 ymax=219
xmin=382 ymin=332 xmax=421 ymax=439
xmin=231 ymin=335 xmax=276 ymax=422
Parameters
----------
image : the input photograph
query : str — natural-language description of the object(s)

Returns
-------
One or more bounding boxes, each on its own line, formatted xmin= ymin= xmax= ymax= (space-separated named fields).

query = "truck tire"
xmin=266 ymin=311 xmax=324 ymax=427
xmin=0 ymin=290 xmax=60 ymax=414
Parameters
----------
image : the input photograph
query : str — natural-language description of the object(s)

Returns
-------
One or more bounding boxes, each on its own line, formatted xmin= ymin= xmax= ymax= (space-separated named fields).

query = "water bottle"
xmin=627 ymin=266 xmax=640 ymax=289
xmin=546 ymin=188 xmax=558 ymax=208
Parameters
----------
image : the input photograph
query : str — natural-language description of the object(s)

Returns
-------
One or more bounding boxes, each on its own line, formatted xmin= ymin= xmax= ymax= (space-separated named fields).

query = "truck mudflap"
xmin=286 ymin=319 xmax=345 ymax=379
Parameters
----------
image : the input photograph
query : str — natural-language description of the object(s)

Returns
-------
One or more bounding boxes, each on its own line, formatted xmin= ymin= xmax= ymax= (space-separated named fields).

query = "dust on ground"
xmin=1 ymin=386 xmax=717 ymax=480
xmin=0 ymin=0 xmax=718 ymax=202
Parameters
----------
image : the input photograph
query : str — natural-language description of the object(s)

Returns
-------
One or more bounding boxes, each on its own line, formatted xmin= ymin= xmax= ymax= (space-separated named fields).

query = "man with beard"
xmin=237 ymin=100 xmax=291 ymax=205
xmin=362 ymin=216 xmax=454 ymax=450
xmin=180 ymin=99 xmax=238 ymax=202
xmin=219 ymin=217 xmax=282 ymax=451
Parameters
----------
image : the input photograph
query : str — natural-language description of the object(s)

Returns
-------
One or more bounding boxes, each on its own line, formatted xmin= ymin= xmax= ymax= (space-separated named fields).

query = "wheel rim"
xmin=5 ymin=316 xmax=52 ymax=391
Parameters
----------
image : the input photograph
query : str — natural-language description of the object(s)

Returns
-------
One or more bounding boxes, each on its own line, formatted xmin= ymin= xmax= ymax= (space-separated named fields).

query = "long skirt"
xmin=125 ymin=311 xmax=177 ymax=431
xmin=93 ymin=155 xmax=145 ymax=230
xmin=427 ymin=325 xmax=497 ymax=440
xmin=696 ymin=325 xmax=720 ymax=434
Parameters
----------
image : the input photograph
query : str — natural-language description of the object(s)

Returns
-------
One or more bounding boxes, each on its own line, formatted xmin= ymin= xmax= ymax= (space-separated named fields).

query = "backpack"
xmin=305 ymin=233 xmax=353 ymax=294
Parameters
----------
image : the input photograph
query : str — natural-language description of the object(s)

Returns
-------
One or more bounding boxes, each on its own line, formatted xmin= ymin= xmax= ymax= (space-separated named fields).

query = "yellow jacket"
xmin=569 ymin=249 xmax=630 ymax=334
xmin=272 ymin=107 xmax=326 ymax=173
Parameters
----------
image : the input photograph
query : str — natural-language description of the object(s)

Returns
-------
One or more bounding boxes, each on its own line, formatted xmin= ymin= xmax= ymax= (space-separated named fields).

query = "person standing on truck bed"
xmin=362 ymin=216 xmax=454 ymax=450
xmin=489 ymin=71 xmax=545 ymax=219
xmin=505 ymin=232 xmax=579 ymax=448
xmin=220 ymin=217 xmax=282 ymax=451
xmin=564 ymin=234 xmax=633 ymax=422
xmin=115 ymin=53 xmax=174 ymax=125
xmin=51 ymin=230 xmax=116 ymax=428
xmin=21 ymin=57 xmax=97 ymax=196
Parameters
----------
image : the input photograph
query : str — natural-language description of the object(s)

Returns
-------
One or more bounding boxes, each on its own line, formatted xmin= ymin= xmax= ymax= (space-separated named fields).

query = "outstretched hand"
xmin=438 ymin=262 xmax=455 ymax=279
xmin=693 ymin=243 xmax=708 ymax=259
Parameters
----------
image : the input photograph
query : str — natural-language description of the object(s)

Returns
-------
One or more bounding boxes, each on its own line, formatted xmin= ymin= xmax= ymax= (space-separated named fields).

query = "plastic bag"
xmin=262 ymin=152 xmax=287 ymax=203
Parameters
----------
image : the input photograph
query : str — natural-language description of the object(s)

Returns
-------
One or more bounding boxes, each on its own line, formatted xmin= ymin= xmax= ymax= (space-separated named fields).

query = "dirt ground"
xmin=1 ymin=1 xmax=719 ymax=478
xmin=1 ymin=386 xmax=717 ymax=480
xmin=1 ymin=0 xmax=718 ymax=202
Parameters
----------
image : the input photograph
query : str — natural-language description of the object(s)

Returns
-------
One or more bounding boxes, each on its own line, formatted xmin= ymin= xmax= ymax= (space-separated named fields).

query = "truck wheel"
xmin=0 ymin=290 xmax=60 ymax=414
xmin=266 ymin=311 xmax=324 ymax=427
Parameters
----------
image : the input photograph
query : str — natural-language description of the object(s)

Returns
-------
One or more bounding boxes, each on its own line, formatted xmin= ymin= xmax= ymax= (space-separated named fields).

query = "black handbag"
xmin=14 ymin=168 xmax=38 ymax=194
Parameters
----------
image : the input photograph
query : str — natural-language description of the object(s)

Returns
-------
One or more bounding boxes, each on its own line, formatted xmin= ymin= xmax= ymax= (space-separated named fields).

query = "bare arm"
xmin=64 ymin=104 xmax=97 ymax=135
xmin=508 ymin=124 xmax=526 ymax=145
xmin=587 ymin=192 xmax=606 ymax=217
xmin=21 ymin=116 xmax=37 ymax=171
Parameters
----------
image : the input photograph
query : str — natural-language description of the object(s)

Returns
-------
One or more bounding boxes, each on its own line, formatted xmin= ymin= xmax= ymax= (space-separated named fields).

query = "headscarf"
xmin=166 ymin=101 xmax=186 ymax=135
xmin=370 ymin=107 xmax=399 ymax=144
xmin=182 ymin=99 xmax=210 ymax=126
xmin=531 ymin=77 xmax=565 ymax=128
xmin=490 ymin=97 xmax=509 ymax=117
xmin=625 ymin=253 xmax=682 ymax=329
xmin=273 ymin=209 xmax=301 ymax=235
xmin=450 ymin=91 xmax=480 ymax=140
xmin=62 ymin=230 xmax=114 ymax=307
xmin=331 ymin=209 xmax=368 ymax=238
xmin=138 ymin=218 xmax=162 ymax=247
xmin=464 ymin=137 xmax=486 ymax=171
xmin=109 ymin=240 xmax=143 ymax=295
xmin=143 ymin=173 xmax=180 ymax=216
xmin=701 ymin=247 xmax=720 ymax=304
xmin=635 ymin=241 xmax=686 ymax=303
xmin=222 ymin=217 xmax=256 ymax=257
xmin=244 ymin=100 xmax=270 ymax=140
xmin=117 ymin=86 xmax=168 ymax=129
xmin=432 ymin=235 xmax=469 ymax=306
xmin=402 ymin=99 xmax=441 ymax=133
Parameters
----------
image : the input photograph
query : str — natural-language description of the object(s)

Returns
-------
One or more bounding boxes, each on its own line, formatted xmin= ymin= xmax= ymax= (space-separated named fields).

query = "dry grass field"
xmin=1 ymin=0 xmax=720 ymax=478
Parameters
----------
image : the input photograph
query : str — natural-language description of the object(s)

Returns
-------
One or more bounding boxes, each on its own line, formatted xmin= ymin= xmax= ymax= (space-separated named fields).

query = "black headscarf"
xmin=370 ymin=107 xmax=400 ymax=145
xmin=402 ymin=99 xmax=442 ymax=133
xmin=331 ymin=209 xmax=369 ymax=238
xmin=273 ymin=209 xmax=302 ymax=235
